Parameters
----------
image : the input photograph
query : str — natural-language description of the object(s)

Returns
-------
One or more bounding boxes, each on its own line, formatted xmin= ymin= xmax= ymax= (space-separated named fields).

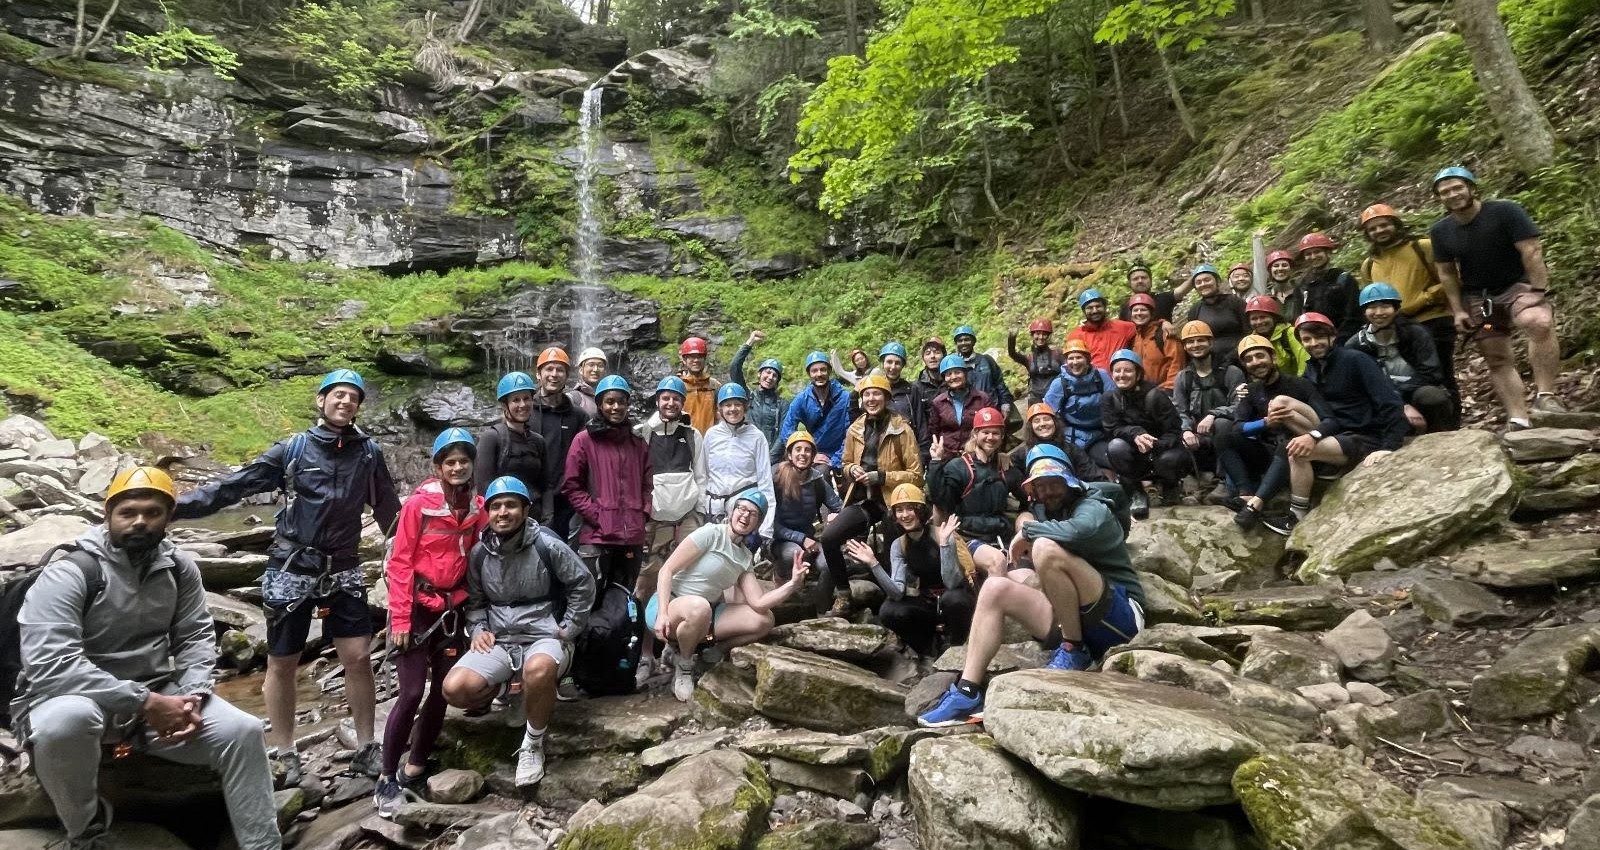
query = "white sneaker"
xmin=514 ymin=741 xmax=545 ymax=788
xmin=672 ymin=656 xmax=697 ymax=702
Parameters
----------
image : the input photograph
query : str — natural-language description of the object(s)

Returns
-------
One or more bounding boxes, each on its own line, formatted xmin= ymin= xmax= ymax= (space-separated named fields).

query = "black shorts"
xmin=1331 ymin=432 xmax=1381 ymax=466
xmin=266 ymin=590 xmax=372 ymax=658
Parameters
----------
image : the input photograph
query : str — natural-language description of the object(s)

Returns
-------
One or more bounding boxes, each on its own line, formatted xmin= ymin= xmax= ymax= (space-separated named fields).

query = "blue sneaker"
xmin=917 ymin=684 xmax=984 ymax=728
xmin=1046 ymin=643 xmax=1093 ymax=671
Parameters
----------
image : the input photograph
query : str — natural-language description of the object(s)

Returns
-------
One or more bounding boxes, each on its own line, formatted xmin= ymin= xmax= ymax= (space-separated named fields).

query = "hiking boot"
xmin=1233 ymin=504 xmax=1261 ymax=531
xmin=634 ymin=656 xmax=655 ymax=690
xmin=271 ymin=748 xmax=304 ymax=789
xmin=1261 ymin=513 xmax=1299 ymax=536
xmin=1045 ymin=643 xmax=1093 ymax=672
xmin=556 ymin=677 xmax=580 ymax=702
xmin=1128 ymin=488 xmax=1150 ymax=520
xmin=1203 ymin=481 xmax=1234 ymax=506
xmin=1158 ymin=483 xmax=1183 ymax=507
xmin=825 ymin=593 xmax=853 ymax=619
xmin=916 ymin=684 xmax=984 ymax=728
xmin=672 ymin=654 xmax=697 ymax=702
xmin=350 ymin=741 xmax=383 ymax=778
xmin=374 ymin=775 xmax=405 ymax=819
xmin=514 ymin=741 xmax=546 ymax=788
xmin=1532 ymin=393 xmax=1567 ymax=414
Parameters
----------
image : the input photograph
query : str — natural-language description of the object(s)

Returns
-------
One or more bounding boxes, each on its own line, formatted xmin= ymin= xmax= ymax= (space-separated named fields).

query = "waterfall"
xmin=571 ymin=86 xmax=605 ymax=352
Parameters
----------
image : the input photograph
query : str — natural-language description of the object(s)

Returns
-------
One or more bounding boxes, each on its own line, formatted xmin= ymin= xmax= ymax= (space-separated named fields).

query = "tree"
xmin=71 ymin=0 xmax=122 ymax=59
xmin=1455 ymin=0 xmax=1556 ymax=171
xmin=1363 ymin=0 xmax=1400 ymax=49
xmin=1095 ymin=0 xmax=1235 ymax=142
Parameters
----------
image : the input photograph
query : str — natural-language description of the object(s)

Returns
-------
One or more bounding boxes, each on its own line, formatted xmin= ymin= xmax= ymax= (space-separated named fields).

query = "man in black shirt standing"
xmin=1428 ymin=166 xmax=1563 ymax=429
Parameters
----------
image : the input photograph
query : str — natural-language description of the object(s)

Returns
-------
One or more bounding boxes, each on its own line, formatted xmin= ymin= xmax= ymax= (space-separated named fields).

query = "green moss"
xmin=32 ymin=57 xmax=141 ymax=91
xmin=0 ymin=32 xmax=41 ymax=62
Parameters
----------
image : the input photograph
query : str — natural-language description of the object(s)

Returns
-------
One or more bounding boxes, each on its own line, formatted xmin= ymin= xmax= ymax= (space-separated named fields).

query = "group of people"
xmin=8 ymin=165 xmax=1564 ymax=850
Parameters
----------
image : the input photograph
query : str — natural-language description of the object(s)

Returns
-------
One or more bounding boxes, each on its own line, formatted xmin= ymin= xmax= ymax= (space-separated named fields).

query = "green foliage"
xmin=0 ymin=32 xmax=41 ymax=62
xmin=1502 ymin=0 xmax=1600 ymax=55
xmin=278 ymin=1 xmax=412 ymax=100
xmin=117 ymin=3 xmax=240 ymax=78
xmin=613 ymin=0 xmax=723 ymax=51
xmin=1095 ymin=0 xmax=1235 ymax=52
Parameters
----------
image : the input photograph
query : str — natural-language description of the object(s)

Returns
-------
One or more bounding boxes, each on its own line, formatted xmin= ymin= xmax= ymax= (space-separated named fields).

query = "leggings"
xmin=381 ymin=611 xmax=461 ymax=776
xmin=878 ymin=587 xmax=977 ymax=656
xmin=818 ymin=502 xmax=893 ymax=599
xmin=1105 ymin=439 xmax=1192 ymax=486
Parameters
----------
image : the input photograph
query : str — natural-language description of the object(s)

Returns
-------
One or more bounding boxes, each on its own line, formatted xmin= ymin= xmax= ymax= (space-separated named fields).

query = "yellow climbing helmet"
xmin=105 ymin=466 xmax=177 ymax=509
xmin=1237 ymin=334 xmax=1276 ymax=358
xmin=888 ymin=484 xmax=926 ymax=508
xmin=786 ymin=427 xmax=816 ymax=451
xmin=857 ymin=374 xmax=893 ymax=397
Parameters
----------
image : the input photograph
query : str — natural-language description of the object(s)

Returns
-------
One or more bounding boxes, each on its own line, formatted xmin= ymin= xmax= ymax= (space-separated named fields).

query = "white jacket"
xmin=703 ymin=420 xmax=775 ymax=539
xmin=634 ymin=413 xmax=707 ymax=523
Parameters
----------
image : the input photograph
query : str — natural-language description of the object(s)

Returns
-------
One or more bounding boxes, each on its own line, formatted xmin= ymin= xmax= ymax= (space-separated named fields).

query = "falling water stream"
xmin=571 ymin=86 xmax=605 ymax=351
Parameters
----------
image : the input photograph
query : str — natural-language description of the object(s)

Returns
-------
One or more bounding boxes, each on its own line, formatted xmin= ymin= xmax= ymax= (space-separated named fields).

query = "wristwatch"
xmin=1308 ymin=429 xmax=1324 ymax=441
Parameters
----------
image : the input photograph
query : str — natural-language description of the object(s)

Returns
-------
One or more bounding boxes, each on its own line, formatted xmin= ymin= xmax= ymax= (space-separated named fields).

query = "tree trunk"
xmin=73 ymin=0 xmax=87 ymax=57
xmin=1156 ymin=45 xmax=1198 ymax=142
xmin=1363 ymin=0 xmax=1400 ymax=48
xmin=74 ymin=0 xmax=121 ymax=58
xmin=1108 ymin=43 xmax=1130 ymax=135
xmin=455 ymin=0 xmax=485 ymax=43
xmin=1248 ymin=0 xmax=1265 ymax=24
xmin=595 ymin=0 xmax=612 ymax=26
xmin=844 ymin=0 xmax=861 ymax=56
xmin=1455 ymin=0 xmax=1556 ymax=171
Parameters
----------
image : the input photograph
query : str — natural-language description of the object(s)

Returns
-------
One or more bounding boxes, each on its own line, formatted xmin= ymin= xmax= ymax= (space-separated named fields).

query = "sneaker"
xmin=1233 ymin=504 xmax=1260 ymax=531
xmin=672 ymin=655 xmax=697 ymax=702
xmin=825 ymin=593 xmax=852 ymax=619
xmin=1203 ymin=481 xmax=1233 ymax=506
xmin=69 ymin=798 xmax=113 ymax=850
xmin=1129 ymin=488 xmax=1150 ymax=520
xmin=1532 ymin=393 xmax=1567 ymax=414
xmin=1261 ymin=513 xmax=1299 ymax=536
xmin=374 ymin=775 xmax=404 ymax=819
xmin=634 ymin=656 xmax=656 ymax=690
xmin=916 ymin=684 xmax=984 ymax=728
xmin=1506 ymin=417 xmax=1532 ymax=432
xmin=1158 ymin=483 xmax=1183 ymax=507
xmin=514 ymin=742 xmax=546 ymax=788
xmin=1045 ymin=643 xmax=1093 ymax=671
xmin=556 ymin=677 xmax=580 ymax=702
xmin=350 ymin=741 xmax=382 ymax=778
xmin=271 ymin=747 xmax=304 ymax=788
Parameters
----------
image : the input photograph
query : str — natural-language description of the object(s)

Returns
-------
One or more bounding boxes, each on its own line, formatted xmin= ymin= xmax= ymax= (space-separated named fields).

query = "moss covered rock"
xmin=1202 ymin=585 xmax=1353 ymax=631
xmin=1238 ymin=632 xmax=1343 ymax=690
xmin=766 ymin=618 xmax=903 ymax=664
xmin=733 ymin=644 xmax=910 ymax=734
xmin=1104 ymin=650 xmax=1319 ymax=738
xmin=1234 ymin=743 xmax=1472 ymax=850
xmin=1443 ymin=534 xmax=1600 ymax=588
xmin=1126 ymin=506 xmax=1285 ymax=589
xmin=1470 ymin=623 xmax=1600 ymax=720
xmin=908 ymin=734 xmax=1082 ymax=850
xmin=1136 ymin=571 xmax=1204 ymax=626
xmin=1288 ymin=431 xmax=1518 ymax=583
xmin=753 ymin=820 xmax=879 ymax=850
xmin=558 ymin=750 xmax=774 ymax=850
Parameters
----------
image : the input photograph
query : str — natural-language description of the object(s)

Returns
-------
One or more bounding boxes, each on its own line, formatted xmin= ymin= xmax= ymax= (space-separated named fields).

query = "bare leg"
xmin=1478 ymin=336 xmax=1529 ymax=422
xmin=973 ymin=544 xmax=1008 ymax=579
xmin=1267 ymin=397 xmax=1319 ymax=434
xmin=263 ymin=654 xmax=298 ymax=750
xmin=334 ymin=635 xmax=375 ymax=744
xmin=959 ymin=579 xmax=1056 ymax=685
xmin=708 ymin=603 xmax=776 ymax=649
xmin=666 ymin=595 xmax=714 ymax=658
xmin=1032 ymin=539 xmax=1106 ymax=641
xmin=441 ymin=668 xmax=498 ymax=709
xmin=1517 ymin=304 xmax=1559 ymax=395
xmin=521 ymin=654 xmax=559 ymax=730
xmin=1287 ymin=438 xmax=1347 ymax=499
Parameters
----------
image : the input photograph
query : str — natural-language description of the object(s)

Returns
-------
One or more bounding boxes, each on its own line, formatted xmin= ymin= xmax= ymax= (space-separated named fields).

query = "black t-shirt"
xmin=1119 ymin=290 xmax=1177 ymax=322
xmin=1429 ymin=200 xmax=1540 ymax=295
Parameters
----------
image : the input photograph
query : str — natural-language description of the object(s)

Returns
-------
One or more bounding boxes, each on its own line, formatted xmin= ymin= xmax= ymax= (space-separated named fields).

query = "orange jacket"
xmin=1130 ymin=322 xmax=1184 ymax=391
xmin=1065 ymin=319 xmax=1137 ymax=372
xmin=679 ymin=370 xmax=722 ymax=435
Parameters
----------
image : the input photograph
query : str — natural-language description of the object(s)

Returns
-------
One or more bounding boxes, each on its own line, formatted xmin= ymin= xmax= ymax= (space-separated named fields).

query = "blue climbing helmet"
xmin=655 ymin=376 xmax=687 ymax=398
xmin=1359 ymin=282 xmax=1403 ymax=308
xmin=1191 ymin=263 xmax=1220 ymax=282
xmin=757 ymin=358 xmax=783 ymax=378
xmin=318 ymin=368 xmax=365 ymax=399
xmin=1110 ymin=348 xmax=1143 ymax=370
xmin=717 ymin=383 xmax=749 ymax=405
xmin=733 ymin=487 xmax=768 ymax=518
xmin=595 ymin=375 xmax=632 ymax=399
xmin=938 ymin=353 xmax=969 ymax=375
xmin=1432 ymin=165 xmax=1476 ymax=189
xmin=430 ymin=427 xmax=476 ymax=462
xmin=1022 ymin=444 xmax=1084 ymax=492
xmin=952 ymin=325 xmax=977 ymax=341
xmin=1077 ymin=289 xmax=1106 ymax=311
xmin=879 ymin=341 xmax=909 ymax=362
xmin=483 ymin=476 xmax=531 ymax=505
xmin=804 ymin=351 xmax=831 ymax=371
xmin=1025 ymin=444 xmax=1068 ymax=467
xmin=496 ymin=371 xmax=536 ymax=401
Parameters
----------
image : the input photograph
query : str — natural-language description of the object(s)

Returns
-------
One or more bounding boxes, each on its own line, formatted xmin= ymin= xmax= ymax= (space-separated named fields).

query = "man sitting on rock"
xmin=918 ymin=446 xmax=1141 ymax=727
xmin=16 ymin=467 xmax=281 ymax=850
xmin=1216 ymin=335 xmax=1332 ymax=534
xmin=441 ymin=477 xmax=595 ymax=789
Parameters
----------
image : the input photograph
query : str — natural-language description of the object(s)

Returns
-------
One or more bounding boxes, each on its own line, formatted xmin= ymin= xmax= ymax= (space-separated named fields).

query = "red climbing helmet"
xmin=679 ymin=337 xmax=708 ymax=356
xmin=1028 ymin=318 xmax=1054 ymax=334
xmin=1266 ymin=250 xmax=1295 ymax=267
xmin=1293 ymin=312 xmax=1336 ymax=333
xmin=1297 ymin=232 xmax=1338 ymax=254
xmin=1244 ymin=294 xmax=1282 ymax=317
xmin=972 ymin=408 xmax=1006 ymax=431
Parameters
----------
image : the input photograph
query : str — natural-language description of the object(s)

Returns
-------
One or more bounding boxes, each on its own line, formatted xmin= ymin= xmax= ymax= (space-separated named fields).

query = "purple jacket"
xmin=927 ymin=388 xmax=993 ymax=457
xmin=560 ymin=420 xmax=653 ymax=546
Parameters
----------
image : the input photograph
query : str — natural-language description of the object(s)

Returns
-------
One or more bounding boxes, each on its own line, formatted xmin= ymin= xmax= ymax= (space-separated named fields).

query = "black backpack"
xmin=0 ymin=544 xmax=105 ymax=729
xmin=570 ymin=580 xmax=643 ymax=697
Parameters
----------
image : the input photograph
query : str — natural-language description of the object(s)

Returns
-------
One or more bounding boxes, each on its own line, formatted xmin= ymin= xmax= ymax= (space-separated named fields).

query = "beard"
xmin=113 ymin=528 xmax=167 ymax=564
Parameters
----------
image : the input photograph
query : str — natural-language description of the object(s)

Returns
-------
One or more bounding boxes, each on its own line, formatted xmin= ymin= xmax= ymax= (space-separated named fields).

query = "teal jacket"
xmin=1021 ymin=485 xmax=1144 ymax=607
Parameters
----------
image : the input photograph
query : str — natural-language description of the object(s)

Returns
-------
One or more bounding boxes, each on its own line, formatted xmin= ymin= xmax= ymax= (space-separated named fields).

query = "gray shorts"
xmin=454 ymin=637 xmax=569 ymax=688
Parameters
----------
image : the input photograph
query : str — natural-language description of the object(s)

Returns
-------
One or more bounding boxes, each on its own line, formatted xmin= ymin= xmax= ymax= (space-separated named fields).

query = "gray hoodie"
xmin=465 ymin=519 xmax=595 ymax=645
xmin=13 ymin=526 xmax=215 ymax=730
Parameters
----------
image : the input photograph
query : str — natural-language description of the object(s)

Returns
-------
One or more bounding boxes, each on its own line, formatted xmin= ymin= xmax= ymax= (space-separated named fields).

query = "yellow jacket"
xmin=679 ymin=370 xmax=722 ymax=435
xmin=1360 ymin=238 xmax=1449 ymax=323
xmin=842 ymin=413 xmax=924 ymax=504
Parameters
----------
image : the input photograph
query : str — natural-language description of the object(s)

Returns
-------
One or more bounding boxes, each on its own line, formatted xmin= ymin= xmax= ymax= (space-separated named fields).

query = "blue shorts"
xmin=1079 ymin=582 xmax=1144 ymax=658
xmin=644 ymin=595 xmax=727 ymax=631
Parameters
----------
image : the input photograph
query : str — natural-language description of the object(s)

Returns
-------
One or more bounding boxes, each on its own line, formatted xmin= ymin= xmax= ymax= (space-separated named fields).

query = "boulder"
xmin=0 ymin=514 xmax=92 ymax=568
xmin=1415 ymin=789 xmax=1509 ymax=850
xmin=28 ymin=438 xmax=77 ymax=460
xmin=0 ymin=823 xmax=191 ymax=850
xmin=733 ymin=644 xmax=909 ymax=734
xmin=735 ymin=729 xmax=869 ymax=766
xmin=75 ymin=457 xmax=120 ymax=497
xmin=1566 ymin=794 xmax=1600 ymax=850
xmin=1233 ymin=743 xmax=1472 ymax=850
xmin=546 ymin=692 xmax=686 ymax=755
xmin=1345 ymin=682 xmax=1392 ymax=706
xmin=0 ymin=415 xmax=54 ymax=450
xmin=534 ymin=751 xmax=644 ymax=806
xmin=1531 ymin=409 xmax=1600 ymax=430
xmin=1106 ymin=623 xmax=1280 ymax=666
xmin=1327 ymin=690 xmax=1454 ymax=749
xmin=557 ymin=751 xmax=772 ymax=850
xmin=1320 ymin=610 xmax=1396 ymax=681
xmin=754 ymin=820 xmax=879 ymax=850
xmin=692 ymin=660 xmax=757 ymax=727
xmin=1415 ymin=776 xmax=1575 ymax=821
xmin=640 ymin=729 xmax=733 ymax=770
xmin=908 ymin=735 xmax=1082 ymax=850
xmin=1103 ymin=650 xmax=1319 ymax=736
xmin=766 ymin=619 xmax=903 ymax=663
xmin=1124 ymin=506 xmax=1284 ymax=588
xmin=392 ymin=802 xmax=507 ymax=830
xmin=1444 ymin=534 xmax=1600 ymax=588
xmin=983 ymin=672 xmax=1298 ymax=810
xmin=1136 ymin=571 xmax=1204 ymax=625
xmin=861 ymin=726 xmax=939 ymax=782
xmin=1202 ymin=585 xmax=1353 ymax=630
xmin=1238 ymin=632 xmax=1343 ymax=689
xmin=403 ymin=382 xmax=497 ymax=428
xmin=1504 ymin=734 xmax=1588 ymax=766
xmin=194 ymin=553 xmax=271 ymax=590
xmin=1296 ymin=683 xmax=1350 ymax=710
xmin=905 ymin=671 xmax=958 ymax=718
xmin=1410 ymin=578 xmax=1509 ymax=626
xmin=1470 ymin=623 xmax=1600 ymax=720
xmin=766 ymin=758 xmax=867 ymax=799
xmin=931 ymin=642 xmax=1048 ymax=675
xmin=448 ymin=810 xmax=545 ymax=850
xmin=425 ymin=769 xmax=484 ymax=804
xmin=1501 ymin=427 xmax=1597 ymax=462
xmin=1288 ymin=431 xmax=1517 ymax=583
xmin=206 ymin=591 xmax=267 ymax=631
xmin=599 ymin=48 xmax=712 ymax=102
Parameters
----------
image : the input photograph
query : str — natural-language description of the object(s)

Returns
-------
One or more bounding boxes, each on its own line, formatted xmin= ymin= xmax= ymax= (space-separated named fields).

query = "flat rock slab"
xmin=908 ymin=735 xmax=1082 ymax=850
xmin=1417 ymin=775 xmax=1576 ymax=821
xmin=546 ymin=691 xmax=687 ymax=754
xmin=1411 ymin=578 xmax=1510 ymax=626
xmin=1202 ymin=585 xmax=1354 ymax=631
xmin=767 ymin=618 xmax=903 ymax=662
xmin=0 ymin=823 xmax=190 ymax=850
xmin=1106 ymin=623 xmax=1281 ymax=666
xmin=0 ymin=514 xmax=92 ymax=568
xmin=1234 ymin=743 xmax=1472 ymax=850
xmin=392 ymin=801 xmax=513 ymax=830
xmin=536 ymin=751 xmax=644 ymax=806
xmin=1238 ymin=631 xmax=1343 ymax=689
xmin=1501 ymin=427 xmax=1598 ymax=462
xmin=1471 ymin=623 xmax=1600 ymax=721
xmin=1445 ymin=535 xmax=1600 ymax=588
xmin=1289 ymin=431 xmax=1517 ymax=583
xmin=559 ymin=750 xmax=773 ymax=850
xmin=733 ymin=644 xmax=910 ymax=734
xmin=735 ymin=728 xmax=870 ymax=766
xmin=932 ymin=641 xmax=1049 ymax=675
xmin=1125 ymin=506 xmax=1285 ymax=589
xmin=754 ymin=820 xmax=880 ymax=850
xmin=983 ymin=671 xmax=1298 ymax=811
xmin=1104 ymin=650 xmax=1319 ymax=737
xmin=640 ymin=729 xmax=733 ymax=770
xmin=1137 ymin=571 xmax=1204 ymax=626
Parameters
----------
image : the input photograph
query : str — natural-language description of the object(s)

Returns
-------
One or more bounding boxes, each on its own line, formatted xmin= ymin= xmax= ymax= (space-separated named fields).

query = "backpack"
xmin=0 ymin=545 xmax=105 ymax=729
xmin=569 ymin=580 xmax=643 ymax=697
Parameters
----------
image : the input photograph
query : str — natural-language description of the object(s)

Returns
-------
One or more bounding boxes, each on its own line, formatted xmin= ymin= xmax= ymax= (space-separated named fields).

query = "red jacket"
xmin=385 ymin=479 xmax=486 ymax=633
xmin=1066 ymin=319 xmax=1137 ymax=372
xmin=561 ymin=420 xmax=653 ymax=546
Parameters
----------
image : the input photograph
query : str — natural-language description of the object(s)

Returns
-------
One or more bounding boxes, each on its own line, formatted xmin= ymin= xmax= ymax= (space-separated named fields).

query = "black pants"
xmin=1405 ymin=384 xmax=1456 ymax=433
xmin=1105 ymin=439 xmax=1192 ymax=486
xmin=1214 ymin=418 xmax=1281 ymax=499
xmin=878 ymin=587 xmax=977 ymax=656
xmin=1418 ymin=316 xmax=1460 ymax=423
xmin=819 ymin=502 xmax=891 ymax=599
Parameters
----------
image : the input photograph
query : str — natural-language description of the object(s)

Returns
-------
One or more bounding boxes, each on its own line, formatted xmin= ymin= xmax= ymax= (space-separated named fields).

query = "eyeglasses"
xmin=731 ymin=505 xmax=759 ymax=517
